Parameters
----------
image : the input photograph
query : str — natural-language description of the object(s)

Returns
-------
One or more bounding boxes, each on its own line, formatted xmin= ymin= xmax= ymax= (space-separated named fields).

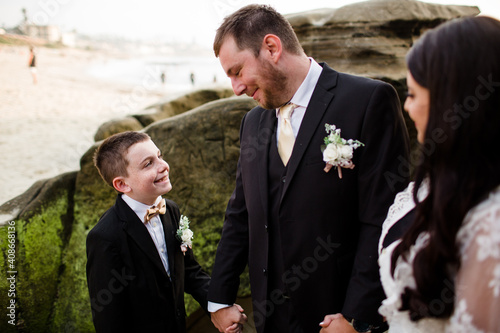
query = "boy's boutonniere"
xmin=322 ymin=124 xmax=364 ymax=179
xmin=176 ymin=215 xmax=193 ymax=255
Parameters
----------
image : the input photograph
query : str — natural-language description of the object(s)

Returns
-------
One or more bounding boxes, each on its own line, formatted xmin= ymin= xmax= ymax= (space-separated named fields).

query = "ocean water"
xmin=87 ymin=54 xmax=231 ymax=97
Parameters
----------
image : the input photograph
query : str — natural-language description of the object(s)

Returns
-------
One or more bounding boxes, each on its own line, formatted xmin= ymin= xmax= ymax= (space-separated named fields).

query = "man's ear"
xmin=262 ymin=34 xmax=282 ymax=63
xmin=112 ymin=177 xmax=130 ymax=194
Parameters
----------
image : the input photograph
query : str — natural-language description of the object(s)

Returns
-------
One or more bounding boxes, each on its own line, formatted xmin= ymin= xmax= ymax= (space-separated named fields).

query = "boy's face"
xmin=115 ymin=139 xmax=172 ymax=206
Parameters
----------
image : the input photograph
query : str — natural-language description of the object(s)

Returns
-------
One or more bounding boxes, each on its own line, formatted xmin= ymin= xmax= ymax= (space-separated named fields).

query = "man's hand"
xmin=319 ymin=313 xmax=359 ymax=333
xmin=211 ymin=303 xmax=248 ymax=333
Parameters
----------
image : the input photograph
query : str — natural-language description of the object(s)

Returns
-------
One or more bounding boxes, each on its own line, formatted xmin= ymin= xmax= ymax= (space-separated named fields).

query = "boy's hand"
xmin=211 ymin=303 xmax=247 ymax=333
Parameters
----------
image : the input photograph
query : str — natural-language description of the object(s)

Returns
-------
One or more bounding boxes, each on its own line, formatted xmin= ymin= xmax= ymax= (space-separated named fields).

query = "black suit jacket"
xmin=86 ymin=195 xmax=210 ymax=333
xmin=208 ymin=64 xmax=410 ymax=332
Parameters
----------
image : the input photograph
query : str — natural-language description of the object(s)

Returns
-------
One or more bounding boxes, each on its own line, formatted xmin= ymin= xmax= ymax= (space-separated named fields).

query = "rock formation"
xmin=135 ymin=88 xmax=235 ymax=127
xmin=288 ymin=0 xmax=479 ymax=80
xmin=94 ymin=88 xmax=235 ymax=142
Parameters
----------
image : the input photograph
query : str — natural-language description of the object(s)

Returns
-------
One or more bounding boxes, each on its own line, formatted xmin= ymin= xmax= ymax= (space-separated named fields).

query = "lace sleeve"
xmin=379 ymin=182 xmax=415 ymax=254
xmin=379 ymin=181 xmax=429 ymax=254
xmin=447 ymin=192 xmax=500 ymax=333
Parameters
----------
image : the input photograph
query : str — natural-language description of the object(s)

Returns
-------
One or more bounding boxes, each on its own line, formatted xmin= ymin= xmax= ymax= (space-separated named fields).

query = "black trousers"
xmin=263 ymin=296 xmax=305 ymax=333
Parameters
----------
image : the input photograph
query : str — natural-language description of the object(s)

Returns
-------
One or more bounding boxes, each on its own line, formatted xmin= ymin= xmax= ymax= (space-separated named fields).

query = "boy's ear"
xmin=112 ymin=177 xmax=131 ymax=193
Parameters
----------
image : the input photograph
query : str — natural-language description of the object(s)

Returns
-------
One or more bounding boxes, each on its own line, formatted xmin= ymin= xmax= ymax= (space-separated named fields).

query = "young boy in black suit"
xmin=86 ymin=131 xmax=211 ymax=332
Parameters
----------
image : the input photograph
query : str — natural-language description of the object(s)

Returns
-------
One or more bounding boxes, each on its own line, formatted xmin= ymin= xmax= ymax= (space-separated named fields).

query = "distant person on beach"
xmin=86 ymin=131 xmax=233 ymax=333
xmin=190 ymin=71 xmax=195 ymax=86
xmin=28 ymin=47 xmax=37 ymax=84
xmin=161 ymin=71 xmax=166 ymax=84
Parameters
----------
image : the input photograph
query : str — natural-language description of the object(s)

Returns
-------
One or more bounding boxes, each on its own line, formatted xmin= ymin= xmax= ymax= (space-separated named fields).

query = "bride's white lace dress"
xmin=378 ymin=182 xmax=500 ymax=333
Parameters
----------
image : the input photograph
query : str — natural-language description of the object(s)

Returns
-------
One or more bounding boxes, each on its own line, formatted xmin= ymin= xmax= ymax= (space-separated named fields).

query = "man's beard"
xmin=258 ymin=57 xmax=290 ymax=110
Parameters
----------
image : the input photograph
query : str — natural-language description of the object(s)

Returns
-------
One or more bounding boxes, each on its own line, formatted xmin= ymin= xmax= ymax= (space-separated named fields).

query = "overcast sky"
xmin=1 ymin=0 xmax=498 ymax=46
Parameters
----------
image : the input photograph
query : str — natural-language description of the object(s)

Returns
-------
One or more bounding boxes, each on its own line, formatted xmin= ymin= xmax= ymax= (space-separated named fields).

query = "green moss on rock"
xmin=50 ymin=211 xmax=95 ymax=333
xmin=50 ymin=144 xmax=116 ymax=333
xmin=0 ymin=195 xmax=69 ymax=332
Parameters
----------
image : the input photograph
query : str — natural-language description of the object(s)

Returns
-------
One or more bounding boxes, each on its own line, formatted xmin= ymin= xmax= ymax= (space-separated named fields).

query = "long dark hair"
xmin=392 ymin=16 xmax=500 ymax=320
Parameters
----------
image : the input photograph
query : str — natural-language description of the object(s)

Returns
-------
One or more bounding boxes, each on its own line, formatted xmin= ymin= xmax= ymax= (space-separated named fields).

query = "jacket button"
xmin=263 ymin=268 xmax=267 ymax=276
xmin=281 ymin=177 xmax=286 ymax=183
xmin=265 ymin=224 xmax=268 ymax=232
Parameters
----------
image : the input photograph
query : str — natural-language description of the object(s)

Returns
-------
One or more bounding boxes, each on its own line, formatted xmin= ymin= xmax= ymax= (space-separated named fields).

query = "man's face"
xmin=218 ymin=36 xmax=289 ymax=109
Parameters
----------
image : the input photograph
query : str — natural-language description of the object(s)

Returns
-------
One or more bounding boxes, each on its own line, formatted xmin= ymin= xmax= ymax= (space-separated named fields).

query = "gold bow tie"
xmin=144 ymin=199 xmax=166 ymax=223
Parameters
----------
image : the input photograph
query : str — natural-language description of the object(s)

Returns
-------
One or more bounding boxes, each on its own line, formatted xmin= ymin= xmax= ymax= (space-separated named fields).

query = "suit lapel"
xmin=281 ymin=65 xmax=338 ymax=201
xmin=161 ymin=207 xmax=177 ymax=278
xmin=117 ymin=197 xmax=170 ymax=279
xmin=257 ymin=109 xmax=277 ymax=214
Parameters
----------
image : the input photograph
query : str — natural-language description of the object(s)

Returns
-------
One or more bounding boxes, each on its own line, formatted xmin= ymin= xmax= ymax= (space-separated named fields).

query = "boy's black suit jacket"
xmin=86 ymin=195 xmax=210 ymax=333
xmin=208 ymin=63 xmax=410 ymax=332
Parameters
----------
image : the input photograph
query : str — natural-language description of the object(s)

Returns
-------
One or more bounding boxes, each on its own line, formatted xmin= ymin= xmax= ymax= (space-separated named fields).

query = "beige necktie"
xmin=278 ymin=103 xmax=297 ymax=166
xmin=144 ymin=199 xmax=166 ymax=223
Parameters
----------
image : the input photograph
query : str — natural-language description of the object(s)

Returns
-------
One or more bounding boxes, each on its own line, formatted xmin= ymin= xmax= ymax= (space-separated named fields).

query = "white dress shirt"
xmin=208 ymin=58 xmax=323 ymax=313
xmin=275 ymin=58 xmax=323 ymax=143
xmin=122 ymin=194 xmax=170 ymax=276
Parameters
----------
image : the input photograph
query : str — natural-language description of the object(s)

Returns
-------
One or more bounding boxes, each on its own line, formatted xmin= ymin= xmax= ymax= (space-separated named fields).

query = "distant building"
xmin=23 ymin=24 xmax=61 ymax=44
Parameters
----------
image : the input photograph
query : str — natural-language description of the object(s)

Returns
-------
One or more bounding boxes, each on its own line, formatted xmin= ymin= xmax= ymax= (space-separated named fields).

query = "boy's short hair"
xmin=94 ymin=131 xmax=150 ymax=188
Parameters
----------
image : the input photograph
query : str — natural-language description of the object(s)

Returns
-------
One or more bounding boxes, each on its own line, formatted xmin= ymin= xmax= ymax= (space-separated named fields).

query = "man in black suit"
xmin=86 ymin=131 xmax=213 ymax=333
xmin=207 ymin=5 xmax=410 ymax=333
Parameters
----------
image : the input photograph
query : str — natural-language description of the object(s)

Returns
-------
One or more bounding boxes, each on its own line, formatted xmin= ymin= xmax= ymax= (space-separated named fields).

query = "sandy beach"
xmin=0 ymin=45 xmax=172 ymax=205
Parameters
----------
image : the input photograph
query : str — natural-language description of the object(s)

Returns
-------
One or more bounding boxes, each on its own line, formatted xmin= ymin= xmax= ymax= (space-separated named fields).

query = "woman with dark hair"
xmin=378 ymin=16 xmax=500 ymax=332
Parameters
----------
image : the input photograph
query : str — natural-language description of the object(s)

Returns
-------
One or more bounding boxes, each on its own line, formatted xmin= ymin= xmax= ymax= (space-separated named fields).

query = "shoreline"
xmin=0 ymin=45 xmax=196 ymax=205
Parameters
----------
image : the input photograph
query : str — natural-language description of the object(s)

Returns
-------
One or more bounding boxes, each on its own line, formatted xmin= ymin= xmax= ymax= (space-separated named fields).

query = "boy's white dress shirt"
xmin=122 ymin=194 xmax=170 ymax=276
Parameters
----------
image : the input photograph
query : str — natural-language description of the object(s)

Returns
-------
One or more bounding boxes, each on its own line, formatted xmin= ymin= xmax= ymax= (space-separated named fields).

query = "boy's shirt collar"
xmin=122 ymin=194 xmax=163 ymax=224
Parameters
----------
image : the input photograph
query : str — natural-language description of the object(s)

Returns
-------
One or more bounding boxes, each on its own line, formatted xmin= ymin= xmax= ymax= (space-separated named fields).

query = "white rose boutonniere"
xmin=322 ymin=124 xmax=364 ymax=178
xmin=176 ymin=215 xmax=193 ymax=255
